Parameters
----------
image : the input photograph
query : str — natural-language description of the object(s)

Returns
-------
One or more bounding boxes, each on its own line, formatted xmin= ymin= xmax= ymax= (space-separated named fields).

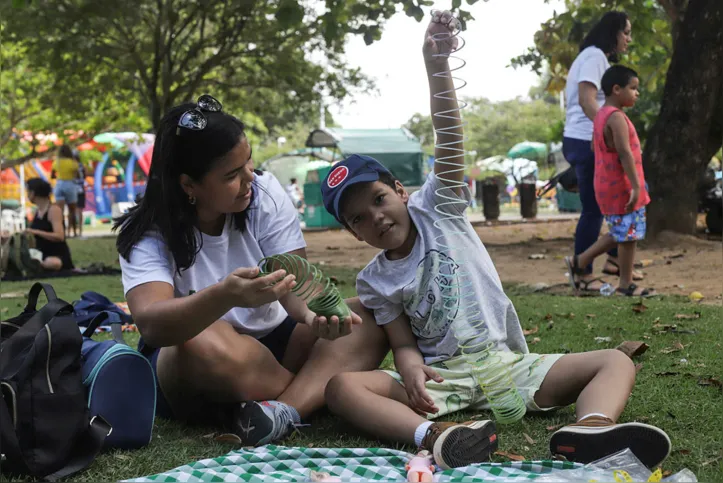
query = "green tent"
xmin=305 ymin=128 xmax=425 ymax=187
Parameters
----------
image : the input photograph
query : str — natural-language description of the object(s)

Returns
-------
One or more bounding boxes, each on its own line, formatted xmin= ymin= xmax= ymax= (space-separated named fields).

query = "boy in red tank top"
xmin=565 ymin=65 xmax=653 ymax=297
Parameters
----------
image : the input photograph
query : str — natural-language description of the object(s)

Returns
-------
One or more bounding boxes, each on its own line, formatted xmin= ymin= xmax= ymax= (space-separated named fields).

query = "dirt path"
xmin=304 ymin=220 xmax=723 ymax=302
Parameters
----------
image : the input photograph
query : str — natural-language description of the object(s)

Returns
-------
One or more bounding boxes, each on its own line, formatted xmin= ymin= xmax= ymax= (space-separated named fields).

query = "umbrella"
xmin=507 ymin=141 xmax=547 ymax=160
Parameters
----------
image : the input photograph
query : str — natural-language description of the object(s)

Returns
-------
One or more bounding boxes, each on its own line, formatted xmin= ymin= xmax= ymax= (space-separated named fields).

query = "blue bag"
xmin=74 ymin=291 xmax=133 ymax=327
xmin=80 ymin=312 xmax=156 ymax=449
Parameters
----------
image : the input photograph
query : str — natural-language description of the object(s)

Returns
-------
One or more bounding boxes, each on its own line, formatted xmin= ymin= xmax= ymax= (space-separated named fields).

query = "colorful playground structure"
xmin=0 ymin=132 xmax=155 ymax=222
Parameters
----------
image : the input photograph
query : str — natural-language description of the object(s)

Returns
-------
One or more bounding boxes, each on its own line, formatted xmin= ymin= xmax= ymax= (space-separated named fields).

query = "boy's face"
xmin=615 ymin=76 xmax=640 ymax=107
xmin=340 ymin=180 xmax=413 ymax=252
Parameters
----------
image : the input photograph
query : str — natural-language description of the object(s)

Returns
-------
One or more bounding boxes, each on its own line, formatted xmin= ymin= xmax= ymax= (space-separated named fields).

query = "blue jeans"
xmin=562 ymin=137 xmax=617 ymax=274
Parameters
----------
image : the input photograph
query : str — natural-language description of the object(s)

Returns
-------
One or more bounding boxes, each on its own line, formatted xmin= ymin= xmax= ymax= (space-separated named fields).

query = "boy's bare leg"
xmin=616 ymin=241 xmax=636 ymax=289
xmin=325 ymin=370 xmax=424 ymax=444
xmin=576 ymin=234 xmax=617 ymax=274
xmin=538 ymin=350 xmax=671 ymax=468
xmin=534 ymin=349 xmax=634 ymax=420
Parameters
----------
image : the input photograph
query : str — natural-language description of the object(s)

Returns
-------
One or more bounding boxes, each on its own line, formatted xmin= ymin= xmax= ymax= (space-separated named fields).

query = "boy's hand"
xmin=423 ymin=10 xmax=459 ymax=65
xmin=625 ymin=187 xmax=640 ymax=213
xmin=305 ymin=310 xmax=361 ymax=340
xmin=400 ymin=364 xmax=444 ymax=415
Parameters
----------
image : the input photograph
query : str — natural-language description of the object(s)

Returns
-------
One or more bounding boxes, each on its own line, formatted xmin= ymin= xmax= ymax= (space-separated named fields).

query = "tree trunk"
xmin=643 ymin=0 xmax=723 ymax=237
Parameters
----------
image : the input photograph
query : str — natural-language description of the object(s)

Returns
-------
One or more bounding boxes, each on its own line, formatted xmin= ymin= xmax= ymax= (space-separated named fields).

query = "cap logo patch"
xmin=327 ymin=166 xmax=349 ymax=188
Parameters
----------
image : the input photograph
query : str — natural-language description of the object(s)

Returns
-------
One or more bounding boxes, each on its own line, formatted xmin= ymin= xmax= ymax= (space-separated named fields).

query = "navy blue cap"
xmin=321 ymin=154 xmax=391 ymax=222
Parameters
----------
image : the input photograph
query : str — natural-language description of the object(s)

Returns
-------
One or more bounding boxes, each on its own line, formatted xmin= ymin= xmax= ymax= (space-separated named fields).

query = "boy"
xmin=565 ymin=65 xmax=653 ymax=297
xmin=321 ymin=13 xmax=670 ymax=471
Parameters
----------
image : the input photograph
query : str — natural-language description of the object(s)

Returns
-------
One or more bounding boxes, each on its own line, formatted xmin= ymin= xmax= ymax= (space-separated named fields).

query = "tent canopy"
xmin=305 ymin=128 xmax=425 ymax=186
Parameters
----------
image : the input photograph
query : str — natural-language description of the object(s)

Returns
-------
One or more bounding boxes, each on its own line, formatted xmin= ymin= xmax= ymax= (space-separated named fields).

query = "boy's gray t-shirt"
xmin=356 ymin=173 xmax=528 ymax=364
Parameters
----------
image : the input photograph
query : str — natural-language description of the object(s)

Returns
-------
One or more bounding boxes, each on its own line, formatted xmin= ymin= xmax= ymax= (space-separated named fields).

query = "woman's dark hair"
xmin=114 ymin=101 xmax=260 ymax=272
xmin=27 ymin=178 xmax=52 ymax=198
xmin=580 ymin=11 xmax=629 ymax=62
xmin=58 ymin=144 xmax=74 ymax=158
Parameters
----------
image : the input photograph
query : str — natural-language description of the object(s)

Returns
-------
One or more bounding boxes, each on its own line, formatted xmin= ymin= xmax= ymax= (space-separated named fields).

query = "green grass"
xmin=1 ymin=238 xmax=721 ymax=481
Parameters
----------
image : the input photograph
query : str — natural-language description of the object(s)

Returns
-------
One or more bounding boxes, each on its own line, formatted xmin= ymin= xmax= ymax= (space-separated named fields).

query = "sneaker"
xmin=420 ymin=420 xmax=497 ymax=470
xmin=230 ymin=401 xmax=300 ymax=446
xmin=550 ymin=416 xmax=671 ymax=468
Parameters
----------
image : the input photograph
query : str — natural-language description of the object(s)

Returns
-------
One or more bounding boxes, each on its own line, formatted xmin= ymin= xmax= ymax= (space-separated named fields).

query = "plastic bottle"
xmin=600 ymin=283 xmax=615 ymax=297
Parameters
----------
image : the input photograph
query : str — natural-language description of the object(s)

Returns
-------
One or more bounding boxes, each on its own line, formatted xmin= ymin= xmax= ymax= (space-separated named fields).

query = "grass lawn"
xmin=1 ymin=237 xmax=721 ymax=481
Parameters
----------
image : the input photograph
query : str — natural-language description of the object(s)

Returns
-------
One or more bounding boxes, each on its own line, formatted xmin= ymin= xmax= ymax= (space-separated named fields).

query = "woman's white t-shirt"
xmin=119 ymin=172 xmax=306 ymax=338
xmin=563 ymin=46 xmax=610 ymax=141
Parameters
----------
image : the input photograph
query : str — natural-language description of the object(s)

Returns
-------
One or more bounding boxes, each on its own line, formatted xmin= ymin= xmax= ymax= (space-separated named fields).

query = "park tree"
xmin=2 ymin=0 xmax=479 ymax=139
xmin=513 ymin=0 xmax=723 ymax=236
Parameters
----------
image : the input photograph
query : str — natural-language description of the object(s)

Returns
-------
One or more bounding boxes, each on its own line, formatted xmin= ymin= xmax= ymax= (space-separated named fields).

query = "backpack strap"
xmin=25 ymin=282 xmax=59 ymax=311
xmin=44 ymin=415 xmax=112 ymax=482
xmin=82 ymin=312 xmax=127 ymax=346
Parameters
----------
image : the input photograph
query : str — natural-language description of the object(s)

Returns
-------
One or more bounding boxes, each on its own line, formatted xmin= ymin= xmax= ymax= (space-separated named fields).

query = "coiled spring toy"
xmin=258 ymin=254 xmax=351 ymax=319
xmin=430 ymin=13 xmax=526 ymax=424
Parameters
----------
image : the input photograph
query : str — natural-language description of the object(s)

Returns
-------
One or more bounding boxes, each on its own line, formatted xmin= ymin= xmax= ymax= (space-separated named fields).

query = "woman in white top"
xmin=114 ymin=95 xmax=387 ymax=446
xmin=562 ymin=11 xmax=643 ymax=292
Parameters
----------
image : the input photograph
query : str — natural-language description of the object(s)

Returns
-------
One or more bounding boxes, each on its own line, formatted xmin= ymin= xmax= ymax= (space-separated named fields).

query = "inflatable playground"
xmin=0 ymin=132 xmax=155 ymax=223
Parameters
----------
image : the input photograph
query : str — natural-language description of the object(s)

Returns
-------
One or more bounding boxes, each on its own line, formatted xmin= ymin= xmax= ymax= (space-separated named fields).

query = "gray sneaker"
xmin=231 ymin=401 xmax=299 ymax=446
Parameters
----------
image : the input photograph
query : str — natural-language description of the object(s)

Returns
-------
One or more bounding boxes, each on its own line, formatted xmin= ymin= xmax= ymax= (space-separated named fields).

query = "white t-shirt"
xmin=356 ymin=173 xmax=528 ymax=365
xmin=563 ymin=46 xmax=610 ymax=141
xmin=119 ymin=173 xmax=306 ymax=338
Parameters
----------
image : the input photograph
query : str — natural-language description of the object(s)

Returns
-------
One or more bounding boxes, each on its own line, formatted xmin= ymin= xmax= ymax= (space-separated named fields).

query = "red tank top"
xmin=593 ymin=106 xmax=649 ymax=215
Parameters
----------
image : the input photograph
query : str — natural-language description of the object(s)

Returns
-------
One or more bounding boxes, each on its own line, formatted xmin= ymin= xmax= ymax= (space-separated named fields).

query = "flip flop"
xmin=564 ymin=256 xmax=581 ymax=291
xmin=602 ymin=259 xmax=645 ymax=281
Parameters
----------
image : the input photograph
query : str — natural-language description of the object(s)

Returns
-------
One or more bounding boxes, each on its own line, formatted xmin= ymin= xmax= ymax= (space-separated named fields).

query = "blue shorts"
xmin=141 ymin=316 xmax=297 ymax=420
xmin=605 ymin=207 xmax=646 ymax=243
xmin=54 ymin=179 xmax=79 ymax=204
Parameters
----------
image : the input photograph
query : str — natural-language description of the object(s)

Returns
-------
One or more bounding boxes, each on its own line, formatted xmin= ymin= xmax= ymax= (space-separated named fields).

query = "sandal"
xmin=602 ymin=259 xmax=645 ymax=281
xmin=616 ymin=283 xmax=653 ymax=297
xmin=578 ymin=277 xmax=608 ymax=293
xmin=564 ymin=256 xmax=584 ymax=291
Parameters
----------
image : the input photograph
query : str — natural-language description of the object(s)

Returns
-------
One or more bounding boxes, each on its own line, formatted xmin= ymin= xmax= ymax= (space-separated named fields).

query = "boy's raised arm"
xmin=424 ymin=11 xmax=464 ymax=192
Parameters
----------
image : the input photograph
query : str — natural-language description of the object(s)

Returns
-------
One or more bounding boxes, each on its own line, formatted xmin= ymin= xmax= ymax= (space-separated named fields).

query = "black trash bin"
xmin=518 ymin=183 xmax=537 ymax=219
xmin=482 ymin=181 xmax=500 ymax=221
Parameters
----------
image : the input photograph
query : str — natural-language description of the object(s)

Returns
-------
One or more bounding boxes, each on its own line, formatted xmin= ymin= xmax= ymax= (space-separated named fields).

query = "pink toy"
xmin=406 ymin=450 xmax=435 ymax=482
xmin=309 ymin=470 xmax=342 ymax=482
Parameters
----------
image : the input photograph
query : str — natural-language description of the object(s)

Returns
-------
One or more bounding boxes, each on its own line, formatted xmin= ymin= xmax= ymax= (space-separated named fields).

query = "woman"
xmin=52 ymin=144 xmax=80 ymax=237
xmin=25 ymin=178 xmax=74 ymax=271
xmin=114 ymin=95 xmax=387 ymax=446
xmin=562 ymin=11 xmax=643 ymax=292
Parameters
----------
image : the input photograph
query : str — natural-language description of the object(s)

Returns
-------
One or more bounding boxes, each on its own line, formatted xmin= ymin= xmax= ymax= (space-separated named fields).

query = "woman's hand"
xmin=400 ymin=364 xmax=444 ymax=416
xmin=221 ymin=266 xmax=296 ymax=308
xmin=423 ymin=10 xmax=459 ymax=65
xmin=304 ymin=310 xmax=362 ymax=341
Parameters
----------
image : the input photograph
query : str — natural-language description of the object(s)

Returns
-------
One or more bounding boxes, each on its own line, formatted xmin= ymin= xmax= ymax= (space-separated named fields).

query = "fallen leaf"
xmin=594 ymin=336 xmax=612 ymax=343
xmin=585 ymin=314 xmax=597 ymax=319
xmin=632 ymin=302 xmax=648 ymax=313
xmin=673 ymin=449 xmax=692 ymax=455
xmin=523 ymin=326 xmax=539 ymax=336
xmin=528 ymin=253 xmax=546 ymax=260
xmin=635 ymin=363 xmax=643 ymax=373
xmin=638 ymin=259 xmax=654 ymax=267
xmin=201 ymin=432 xmax=215 ymax=439
xmin=546 ymin=423 xmax=565 ymax=431
xmin=214 ymin=433 xmax=243 ymax=444
xmin=662 ymin=470 xmax=672 ymax=477
xmin=0 ymin=291 xmax=26 ymax=299
xmin=544 ymin=313 xmax=553 ymax=320
xmin=494 ymin=451 xmax=526 ymax=461
xmin=325 ymin=246 xmax=340 ymax=250
xmin=666 ymin=253 xmax=685 ymax=260
xmin=655 ymin=371 xmax=680 ymax=376
xmin=114 ymin=454 xmax=130 ymax=460
xmin=674 ymin=312 xmax=701 ymax=320
xmin=698 ymin=377 xmax=722 ymax=390
xmin=616 ymin=341 xmax=650 ymax=358
xmin=530 ymin=337 xmax=541 ymax=345
xmin=660 ymin=341 xmax=686 ymax=354
xmin=523 ymin=433 xmax=536 ymax=445
xmin=643 ymin=335 xmax=651 ymax=339
xmin=689 ymin=291 xmax=704 ymax=301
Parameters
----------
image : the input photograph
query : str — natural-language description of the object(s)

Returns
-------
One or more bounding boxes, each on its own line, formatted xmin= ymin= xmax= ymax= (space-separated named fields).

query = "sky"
xmin=326 ymin=0 xmax=565 ymax=130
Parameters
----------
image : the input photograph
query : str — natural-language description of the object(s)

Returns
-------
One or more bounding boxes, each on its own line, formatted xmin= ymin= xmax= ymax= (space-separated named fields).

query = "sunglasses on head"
xmin=176 ymin=94 xmax=223 ymax=136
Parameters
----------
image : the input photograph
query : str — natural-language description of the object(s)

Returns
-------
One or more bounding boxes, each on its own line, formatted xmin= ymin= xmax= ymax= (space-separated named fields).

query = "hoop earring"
xmin=188 ymin=195 xmax=197 ymax=205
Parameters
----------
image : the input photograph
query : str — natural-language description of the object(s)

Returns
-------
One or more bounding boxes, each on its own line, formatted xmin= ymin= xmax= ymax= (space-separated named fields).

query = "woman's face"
xmin=188 ymin=136 xmax=256 ymax=217
xmin=617 ymin=19 xmax=632 ymax=53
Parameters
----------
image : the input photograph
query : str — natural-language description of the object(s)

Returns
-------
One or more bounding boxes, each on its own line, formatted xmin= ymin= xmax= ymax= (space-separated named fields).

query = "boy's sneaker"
xmin=550 ymin=416 xmax=671 ymax=469
xmin=230 ymin=401 xmax=301 ymax=446
xmin=421 ymin=420 xmax=497 ymax=469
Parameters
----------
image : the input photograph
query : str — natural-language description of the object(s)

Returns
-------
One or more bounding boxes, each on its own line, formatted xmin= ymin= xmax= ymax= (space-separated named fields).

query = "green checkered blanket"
xmin=125 ymin=445 xmax=582 ymax=482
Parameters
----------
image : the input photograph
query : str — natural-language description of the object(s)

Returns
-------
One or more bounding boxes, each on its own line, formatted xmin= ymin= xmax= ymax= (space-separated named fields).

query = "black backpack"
xmin=0 ymin=283 xmax=110 ymax=480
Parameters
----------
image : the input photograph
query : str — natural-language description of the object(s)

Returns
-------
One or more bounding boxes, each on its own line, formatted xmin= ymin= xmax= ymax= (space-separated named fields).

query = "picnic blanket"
xmin=1 ymin=265 xmax=122 ymax=281
xmin=125 ymin=445 xmax=582 ymax=482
